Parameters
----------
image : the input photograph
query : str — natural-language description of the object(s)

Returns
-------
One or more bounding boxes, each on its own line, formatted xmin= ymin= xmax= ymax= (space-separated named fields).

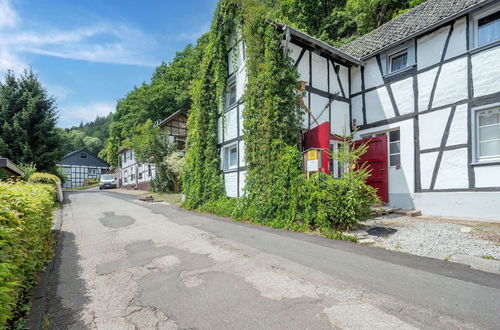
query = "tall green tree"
xmin=103 ymin=34 xmax=209 ymax=166
xmin=0 ymin=70 xmax=64 ymax=171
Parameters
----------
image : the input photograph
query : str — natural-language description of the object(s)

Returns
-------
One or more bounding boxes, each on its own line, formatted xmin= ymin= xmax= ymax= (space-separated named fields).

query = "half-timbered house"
xmin=219 ymin=0 xmax=500 ymax=220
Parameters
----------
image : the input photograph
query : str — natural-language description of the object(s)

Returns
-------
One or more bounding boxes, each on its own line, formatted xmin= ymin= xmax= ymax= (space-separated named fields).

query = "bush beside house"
xmin=0 ymin=181 xmax=57 ymax=329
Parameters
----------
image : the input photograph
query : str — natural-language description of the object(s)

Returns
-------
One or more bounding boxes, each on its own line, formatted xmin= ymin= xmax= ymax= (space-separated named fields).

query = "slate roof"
xmin=340 ymin=0 xmax=491 ymax=60
xmin=58 ymin=148 xmax=110 ymax=167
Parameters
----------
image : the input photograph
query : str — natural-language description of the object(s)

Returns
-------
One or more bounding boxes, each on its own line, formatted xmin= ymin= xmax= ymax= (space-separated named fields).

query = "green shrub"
xmin=53 ymin=167 xmax=67 ymax=184
xmin=27 ymin=173 xmax=60 ymax=186
xmin=18 ymin=163 xmax=37 ymax=181
xmin=0 ymin=182 xmax=56 ymax=328
xmin=83 ymin=178 xmax=98 ymax=186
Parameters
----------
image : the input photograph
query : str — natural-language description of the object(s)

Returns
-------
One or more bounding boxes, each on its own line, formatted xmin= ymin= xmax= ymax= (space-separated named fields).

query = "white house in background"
xmin=219 ymin=0 xmax=500 ymax=221
xmin=118 ymin=110 xmax=188 ymax=190
xmin=58 ymin=148 xmax=110 ymax=188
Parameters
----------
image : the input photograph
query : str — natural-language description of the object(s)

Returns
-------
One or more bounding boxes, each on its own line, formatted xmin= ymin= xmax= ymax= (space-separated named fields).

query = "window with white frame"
xmin=389 ymin=50 xmax=408 ymax=73
xmin=477 ymin=10 xmax=500 ymax=46
xmin=363 ymin=129 xmax=401 ymax=167
xmin=476 ymin=107 xmax=500 ymax=161
xmin=225 ymin=81 xmax=237 ymax=108
xmin=223 ymin=143 xmax=238 ymax=170
xmin=88 ymin=168 xmax=97 ymax=175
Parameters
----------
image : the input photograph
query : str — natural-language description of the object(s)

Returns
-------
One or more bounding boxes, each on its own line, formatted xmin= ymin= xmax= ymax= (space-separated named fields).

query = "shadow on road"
xmin=45 ymin=231 xmax=90 ymax=330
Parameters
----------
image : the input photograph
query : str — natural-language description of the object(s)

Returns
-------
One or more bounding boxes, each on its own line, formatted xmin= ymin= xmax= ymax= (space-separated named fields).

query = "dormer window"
xmin=477 ymin=10 xmax=500 ymax=46
xmin=389 ymin=50 xmax=408 ymax=73
xmin=80 ymin=153 xmax=86 ymax=158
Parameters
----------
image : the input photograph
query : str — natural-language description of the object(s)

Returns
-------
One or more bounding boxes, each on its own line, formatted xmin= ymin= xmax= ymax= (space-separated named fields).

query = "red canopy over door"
xmin=354 ymin=136 xmax=389 ymax=203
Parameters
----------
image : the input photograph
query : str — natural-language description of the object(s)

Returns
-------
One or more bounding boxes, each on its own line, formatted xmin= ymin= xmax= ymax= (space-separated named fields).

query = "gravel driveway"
xmin=352 ymin=216 xmax=500 ymax=274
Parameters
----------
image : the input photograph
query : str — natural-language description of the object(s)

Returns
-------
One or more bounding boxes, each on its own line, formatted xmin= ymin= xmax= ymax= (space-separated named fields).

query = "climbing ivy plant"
xmin=183 ymin=0 xmax=303 ymax=218
xmin=183 ymin=0 xmax=377 ymax=234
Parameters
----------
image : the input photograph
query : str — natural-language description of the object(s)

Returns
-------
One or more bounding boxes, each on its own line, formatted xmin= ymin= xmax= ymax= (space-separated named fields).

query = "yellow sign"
xmin=307 ymin=149 xmax=318 ymax=161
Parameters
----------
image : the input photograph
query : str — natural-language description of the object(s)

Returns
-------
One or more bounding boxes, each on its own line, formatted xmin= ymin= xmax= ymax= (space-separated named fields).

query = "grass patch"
xmin=63 ymin=183 xmax=99 ymax=191
xmin=142 ymin=192 xmax=182 ymax=204
xmin=481 ymin=255 xmax=495 ymax=260
xmin=443 ymin=255 xmax=451 ymax=261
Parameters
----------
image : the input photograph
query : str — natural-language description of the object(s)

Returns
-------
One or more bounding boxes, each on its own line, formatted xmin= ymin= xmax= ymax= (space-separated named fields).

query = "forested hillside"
xmin=101 ymin=0 xmax=427 ymax=166
xmin=59 ymin=114 xmax=112 ymax=156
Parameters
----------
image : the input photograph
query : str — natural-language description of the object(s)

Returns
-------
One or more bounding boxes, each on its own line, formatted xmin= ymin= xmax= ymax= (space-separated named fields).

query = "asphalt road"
xmin=45 ymin=190 xmax=500 ymax=329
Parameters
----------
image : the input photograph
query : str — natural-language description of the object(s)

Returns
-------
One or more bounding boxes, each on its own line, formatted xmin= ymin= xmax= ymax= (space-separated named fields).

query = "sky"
xmin=0 ymin=0 xmax=218 ymax=128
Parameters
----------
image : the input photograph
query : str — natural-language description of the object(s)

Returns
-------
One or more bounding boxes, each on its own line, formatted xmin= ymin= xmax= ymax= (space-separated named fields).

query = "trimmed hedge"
xmin=27 ymin=172 xmax=60 ymax=186
xmin=0 ymin=182 xmax=56 ymax=329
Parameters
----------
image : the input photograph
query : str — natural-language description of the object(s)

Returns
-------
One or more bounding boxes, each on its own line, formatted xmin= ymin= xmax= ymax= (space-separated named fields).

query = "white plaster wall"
xmin=351 ymin=95 xmax=363 ymax=126
xmin=329 ymin=65 xmax=342 ymax=94
xmin=338 ymin=65 xmax=349 ymax=96
xmin=239 ymin=170 xmax=247 ymax=196
xmin=446 ymin=103 xmax=468 ymax=146
xmin=236 ymin=66 xmax=247 ymax=101
xmin=224 ymin=172 xmax=238 ymax=197
xmin=420 ymin=152 xmax=439 ymax=190
xmin=434 ymin=148 xmax=469 ymax=189
xmin=330 ymin=101 xmax=350 ymax=136
xmin=417 ymin=25 xmax=449 ymax=69
xmin=417 ymin=67 xmax=438 ymax=112
xmin=391 ymin=77 xmax=414 ymax=115
xmin=310 ymin=93 xmax=330 ymax=128
xmin=432 ymin=57 xmax=468 ymax=108
xmin=365 ymin=87 xmax=395 ymax=123
xmin=296 ymin=49 xmax=309 ymax=83
xmin=363 ymin=58 xmax=383 ymax=89
xmin=239 ymin=140 xmax=245 ymax=167
xmin=218 ymin=117 xmax=223 ymax=143
xmin=238 ymin=104 xmax=244 ymax=136
xmin=311 ymin=52 xmax=328 ymax=91
xmin=224 ymin=108 xmax=238 ymax=141
xmin=351 ymin=65 xmax=362 ymax=94
xmin=419 ymin=107 xmax=451 ymax=150
xmin=301 ymin=93 xmax=310 ymax=129
xmin=475 ymin=165 xmax=500 ymax=187
xmin=288 ymin=43 xmax=302 ymax=64
xmin=472 ymin=45 xmax=500 ymax=97
xmin=444 ymin=17 xmax=467 ymax=60
xmin=414 ymin=192 xmax=500 ymax=221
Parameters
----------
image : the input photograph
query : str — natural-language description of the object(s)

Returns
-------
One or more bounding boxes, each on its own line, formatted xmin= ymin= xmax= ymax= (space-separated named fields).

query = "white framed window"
xmin=475 ymin=106 xmax=500 ymax=161
xmin=88 ymin=168 xmax=97 ymax=175
xmin=473 ymin=7 xmax=500 ymax=47
xmin=388 ymin=50 xmax=408 ymax=73
xmin=363 ymin=129 xmax=401 ymax=167
xmin=223 ymin=143 xmax=238 ymax=170
xmin=225 ymin=80 xmax=237 ymax=108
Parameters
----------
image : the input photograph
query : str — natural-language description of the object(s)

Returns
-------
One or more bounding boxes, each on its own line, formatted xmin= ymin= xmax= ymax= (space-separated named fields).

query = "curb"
xmin=26 ymin=202 xmax=64 ymax=329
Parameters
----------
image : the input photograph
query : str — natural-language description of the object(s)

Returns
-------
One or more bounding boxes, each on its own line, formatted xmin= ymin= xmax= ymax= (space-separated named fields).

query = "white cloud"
xmin=0 ymin=0 xmax=18 ymax=29
xmin=0 ymin=49 xmax=27 ymax=73
xmin=176 ymin=23 xmax=209 ymax=43
xmin=0 ymin=2 xmax=160 ymax=68
xmin=66 ymin=102 xmax=114 ymax=121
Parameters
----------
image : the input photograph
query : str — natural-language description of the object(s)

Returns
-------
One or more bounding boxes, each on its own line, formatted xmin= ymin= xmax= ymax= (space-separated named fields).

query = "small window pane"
xmin=479 ymin=125 xmax=500 ymax=141
xmin=389 ymin=130 xmax=400 ymax=142
xmin=478 ymin=109 xmax=500 ymax=126
xmin=390 ymin=142 xmax=400 ymax=154
xmin=390 ymin=51 xmax=408 ymax=72
xmin=478 ymin=11 xmax=500 ymax=46
xmin=390 ymin=154 xmax=401 ymax=166
xmin=229 ymin=147 xmax=237 ymax=167
xmin=229 ymin=85 xmax=237 ymax=105
xmin=479 ymin=140 xmax=500 ymax=157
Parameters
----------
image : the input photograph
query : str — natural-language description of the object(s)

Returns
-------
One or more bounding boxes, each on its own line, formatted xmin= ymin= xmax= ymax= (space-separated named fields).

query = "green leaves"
xmin=0 ymin=182 xmax=56 ymax=328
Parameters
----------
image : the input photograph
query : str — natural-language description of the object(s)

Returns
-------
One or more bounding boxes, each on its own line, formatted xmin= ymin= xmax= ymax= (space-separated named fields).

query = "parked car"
xmin=99 ymin=174 xmax=117 ymax=190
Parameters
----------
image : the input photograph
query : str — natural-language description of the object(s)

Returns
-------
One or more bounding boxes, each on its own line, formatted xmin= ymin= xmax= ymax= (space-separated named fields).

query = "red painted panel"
xmin=354 ymin=136 xmax=389 ymax=203
xmin=303 ymin=122 xmax=331 ymax=174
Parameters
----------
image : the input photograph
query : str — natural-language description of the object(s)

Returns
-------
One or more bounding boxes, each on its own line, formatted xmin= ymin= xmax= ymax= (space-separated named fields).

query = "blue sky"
xmin=0 ymin=0 xmax=218 ymax=127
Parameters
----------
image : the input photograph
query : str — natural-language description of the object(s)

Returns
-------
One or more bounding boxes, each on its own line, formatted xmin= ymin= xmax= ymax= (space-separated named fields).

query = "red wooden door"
xmin=354 ymin=136 xmax=388 ymax=203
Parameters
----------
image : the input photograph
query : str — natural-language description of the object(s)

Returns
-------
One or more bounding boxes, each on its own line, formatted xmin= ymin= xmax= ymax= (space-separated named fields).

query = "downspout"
xmin=283 ymin=26 xmax=291 ymax=58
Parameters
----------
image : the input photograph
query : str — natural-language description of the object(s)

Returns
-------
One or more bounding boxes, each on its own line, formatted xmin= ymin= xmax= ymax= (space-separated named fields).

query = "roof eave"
xmin=358 ymin=0 xmax=496 ymax=60
xmin=280 ymin=24 xmax=365 ymax=67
